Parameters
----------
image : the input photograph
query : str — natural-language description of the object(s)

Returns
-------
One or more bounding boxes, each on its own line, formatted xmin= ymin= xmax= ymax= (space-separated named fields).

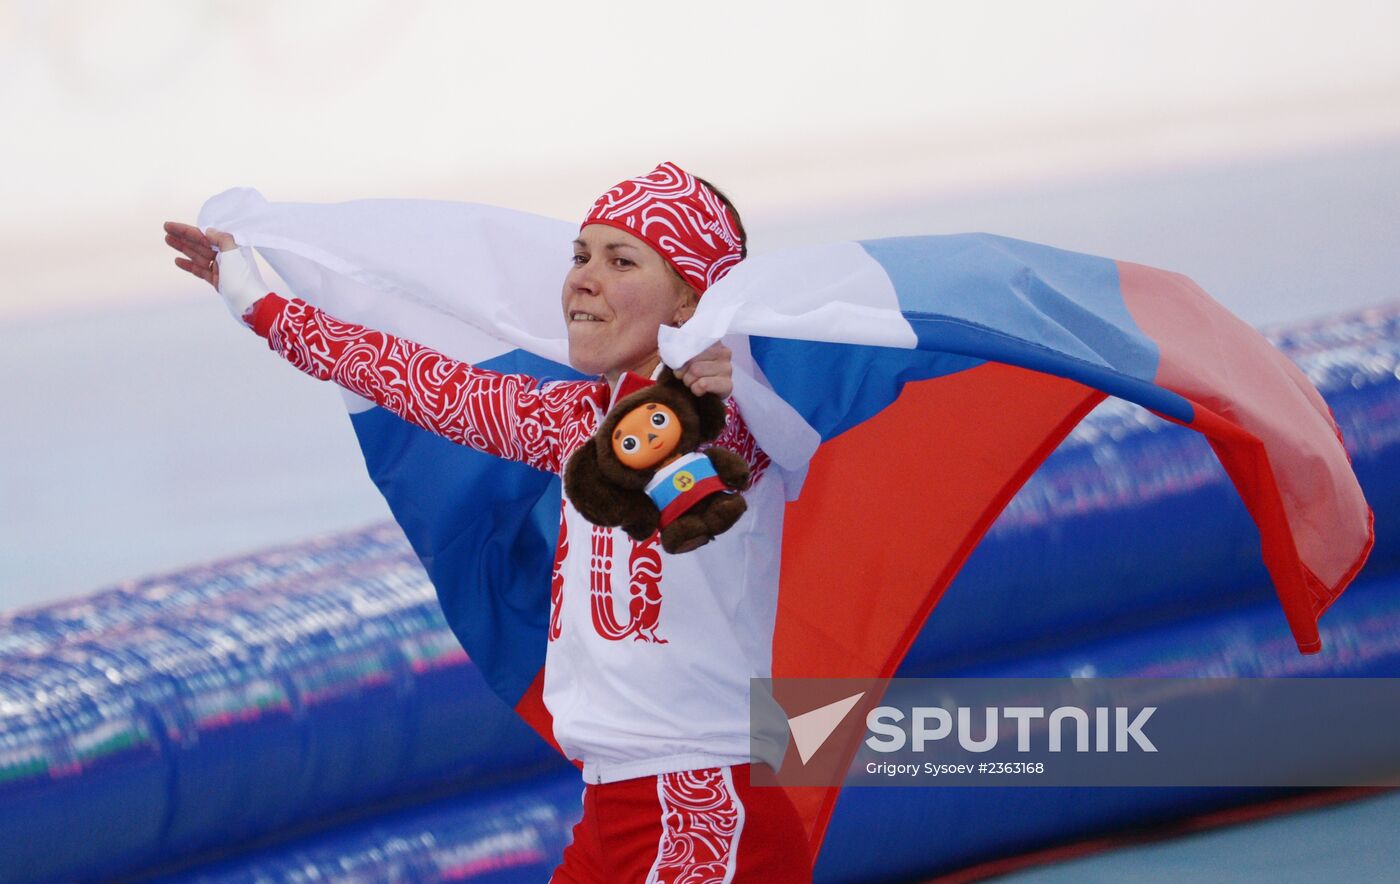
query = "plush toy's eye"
xmin=620 ymin=435 xmax=639 ymax=452
xmin=650 ymin=411 xmax=670 ymax=429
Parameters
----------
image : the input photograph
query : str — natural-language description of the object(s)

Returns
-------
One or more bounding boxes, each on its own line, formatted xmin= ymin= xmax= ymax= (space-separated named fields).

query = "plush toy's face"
xmin=612 ymin=402 xmax=682 ymax=470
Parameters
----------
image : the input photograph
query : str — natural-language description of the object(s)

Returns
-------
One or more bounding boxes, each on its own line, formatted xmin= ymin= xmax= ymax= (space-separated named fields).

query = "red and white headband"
xmin=581 ymin=161 xmax=743 ymax=295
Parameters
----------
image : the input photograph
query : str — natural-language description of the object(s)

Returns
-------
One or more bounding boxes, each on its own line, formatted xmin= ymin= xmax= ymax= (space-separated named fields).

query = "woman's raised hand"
xmin=163 ymin=221 xmax=226 ymax=289
xmin=165 ymin=223 xmax=264 ymax=322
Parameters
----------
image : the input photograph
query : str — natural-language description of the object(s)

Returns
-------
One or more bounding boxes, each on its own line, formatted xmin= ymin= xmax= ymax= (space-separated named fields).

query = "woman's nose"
xmin=569 ymin=263 xmax=599 ymax=295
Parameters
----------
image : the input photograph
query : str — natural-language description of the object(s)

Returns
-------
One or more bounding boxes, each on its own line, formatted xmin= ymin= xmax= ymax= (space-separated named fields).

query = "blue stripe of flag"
xmin=349 ymin=350 xmax=584 ymax=707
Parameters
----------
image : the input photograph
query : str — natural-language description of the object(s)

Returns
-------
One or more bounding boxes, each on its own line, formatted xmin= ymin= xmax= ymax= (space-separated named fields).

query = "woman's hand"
xmin=677 ymin=340 xmax=733 ymax=399
xmin=163 ymin=221 xmax=227 ymax=289
xmin=166 ymin=224 xmax=266 ymax=322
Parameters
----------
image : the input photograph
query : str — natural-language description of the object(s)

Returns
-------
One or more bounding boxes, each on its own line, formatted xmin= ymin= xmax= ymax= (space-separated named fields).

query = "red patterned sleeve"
xmin=243 ymin=293 xmax=589 ymax=474
xmin=708 ymin=397 xmax=772 ymax=486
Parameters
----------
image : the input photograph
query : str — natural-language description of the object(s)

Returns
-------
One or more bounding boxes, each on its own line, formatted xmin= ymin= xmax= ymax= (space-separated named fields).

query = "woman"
xmin=165 ymin=162 xmax=813 ymax=882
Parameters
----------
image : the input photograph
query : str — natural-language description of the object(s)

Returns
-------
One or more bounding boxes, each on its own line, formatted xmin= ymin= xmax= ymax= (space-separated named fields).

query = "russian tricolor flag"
xmin=200 ymin=189 xmax=1372 ymax=857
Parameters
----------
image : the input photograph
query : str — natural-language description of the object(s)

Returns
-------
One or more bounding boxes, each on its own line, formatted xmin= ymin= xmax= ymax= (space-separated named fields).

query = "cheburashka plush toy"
xmin=564 ymin=368 xmax=751 ymax=554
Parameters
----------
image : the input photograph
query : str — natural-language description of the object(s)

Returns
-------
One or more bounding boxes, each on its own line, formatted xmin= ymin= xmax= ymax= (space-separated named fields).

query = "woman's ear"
xmin=671 ymin=283 xmax=699 ymax=327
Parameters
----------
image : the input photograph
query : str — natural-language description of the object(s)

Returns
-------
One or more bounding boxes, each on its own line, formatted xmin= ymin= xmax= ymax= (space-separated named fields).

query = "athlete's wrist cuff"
xmin=216 ymin=245 xmax=270 ymax=324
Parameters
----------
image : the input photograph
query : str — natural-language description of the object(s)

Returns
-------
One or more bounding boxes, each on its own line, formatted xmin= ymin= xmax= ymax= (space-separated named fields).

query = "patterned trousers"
xmin=550 ymin=764 xmax=813 ymax=883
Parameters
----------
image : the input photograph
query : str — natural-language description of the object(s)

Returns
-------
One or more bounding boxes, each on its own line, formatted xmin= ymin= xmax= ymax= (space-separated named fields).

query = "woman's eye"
xmin=614 ymin=258 xmax=634 ymax=268
xmin=650 ymin=412 xmax=669 ymax=428
xmin=621 ymin=436 xmax=638 ymax=452
xmin=571 ymin=254 xmax=587 ymax=266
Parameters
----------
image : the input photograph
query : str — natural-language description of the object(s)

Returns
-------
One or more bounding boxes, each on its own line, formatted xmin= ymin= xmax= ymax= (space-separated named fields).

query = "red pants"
xmin=550 ymin=763 xmax=813 ymax=883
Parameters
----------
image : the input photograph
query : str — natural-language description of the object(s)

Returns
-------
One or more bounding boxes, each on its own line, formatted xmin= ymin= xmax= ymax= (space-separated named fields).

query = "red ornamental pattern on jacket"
xmin=250 ymin=294 xmax=769 ymax=644
xmin=549 ymin=499 xmax=568 ymax=642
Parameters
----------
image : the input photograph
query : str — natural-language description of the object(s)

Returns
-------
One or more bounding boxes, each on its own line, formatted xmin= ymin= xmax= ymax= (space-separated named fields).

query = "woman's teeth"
xmin=571 ymin=312 xmax=601 ymax=322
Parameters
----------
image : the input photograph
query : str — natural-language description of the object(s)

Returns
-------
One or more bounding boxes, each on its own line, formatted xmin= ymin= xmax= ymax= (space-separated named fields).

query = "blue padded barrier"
xmin=184 ymin=769 xmax=584 ymax=883
xmin=0 ymin=525 xmax=567 ymax=882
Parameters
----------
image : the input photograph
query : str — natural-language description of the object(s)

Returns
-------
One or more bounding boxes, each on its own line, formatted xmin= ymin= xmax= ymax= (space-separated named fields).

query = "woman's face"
xmin=563 ymin=223 xmax=696 ymax=380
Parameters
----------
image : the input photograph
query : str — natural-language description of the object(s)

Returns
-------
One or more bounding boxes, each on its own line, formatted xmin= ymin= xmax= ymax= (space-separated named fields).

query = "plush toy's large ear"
xmin=564 ymin=439 xmax=661 ymax=534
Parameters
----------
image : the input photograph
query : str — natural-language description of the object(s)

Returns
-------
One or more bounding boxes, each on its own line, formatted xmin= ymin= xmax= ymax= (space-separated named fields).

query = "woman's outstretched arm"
xmin=202 ymin=230 xmax=594 ymax=475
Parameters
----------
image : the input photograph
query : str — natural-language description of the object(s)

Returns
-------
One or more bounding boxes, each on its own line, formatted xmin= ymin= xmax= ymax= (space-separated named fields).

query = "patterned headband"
xmin=581 ymin=161 xmax=743 ymax=295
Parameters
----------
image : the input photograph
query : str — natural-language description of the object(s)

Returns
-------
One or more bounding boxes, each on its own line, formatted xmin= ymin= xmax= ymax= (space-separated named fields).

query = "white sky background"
xmin=2 ymin=0 xmax=1399 ymax=318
